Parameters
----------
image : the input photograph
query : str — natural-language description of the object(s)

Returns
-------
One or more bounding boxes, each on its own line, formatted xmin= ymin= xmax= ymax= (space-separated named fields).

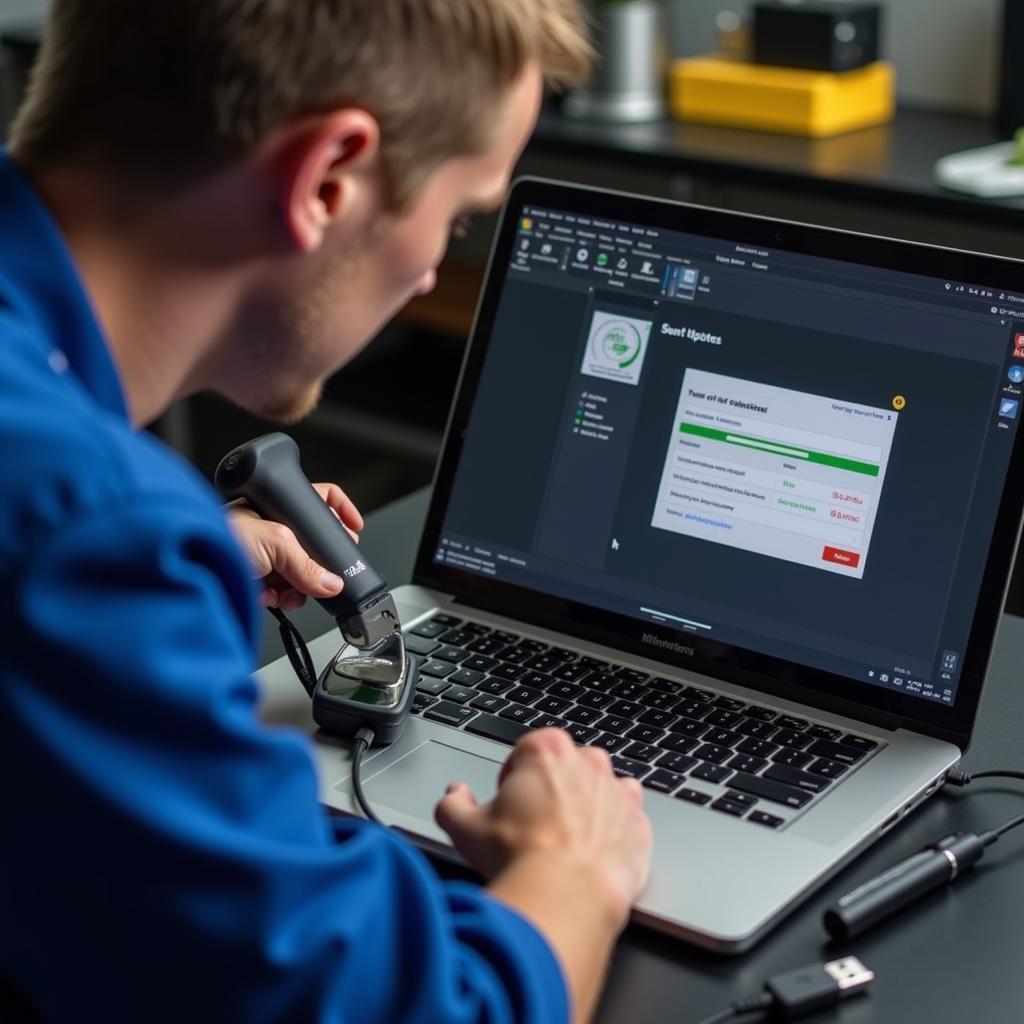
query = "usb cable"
xmin=693 ymin=957 xmax=874 ymax=1023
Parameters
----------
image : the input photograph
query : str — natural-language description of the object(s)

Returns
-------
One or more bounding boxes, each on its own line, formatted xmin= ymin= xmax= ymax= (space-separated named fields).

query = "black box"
xmin=753 ymin=1 xmax=882 ymax=72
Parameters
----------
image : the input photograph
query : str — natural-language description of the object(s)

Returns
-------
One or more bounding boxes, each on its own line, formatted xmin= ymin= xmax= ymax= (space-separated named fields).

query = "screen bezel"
xmin=414 ymin=177 xmax=1024 ymax=750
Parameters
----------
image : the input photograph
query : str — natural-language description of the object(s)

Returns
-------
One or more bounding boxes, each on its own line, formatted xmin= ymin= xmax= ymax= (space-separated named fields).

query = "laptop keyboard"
xmin=405 ymin=614 xmax=882 ymax=829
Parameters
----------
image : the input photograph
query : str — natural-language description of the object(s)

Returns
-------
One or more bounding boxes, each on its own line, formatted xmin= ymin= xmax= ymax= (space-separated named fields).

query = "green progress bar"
xmin=680 ymin=422 xmax=880 ymax=477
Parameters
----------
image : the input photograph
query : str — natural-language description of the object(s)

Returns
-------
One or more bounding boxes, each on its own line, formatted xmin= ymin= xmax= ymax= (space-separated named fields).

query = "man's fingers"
xmin=313 ymin=482 xmax=364 ymax=534
xmin=263 ymin=522 xmax=343 ymax=597
xmin=434 ymin=782 xmax=484 ymax=845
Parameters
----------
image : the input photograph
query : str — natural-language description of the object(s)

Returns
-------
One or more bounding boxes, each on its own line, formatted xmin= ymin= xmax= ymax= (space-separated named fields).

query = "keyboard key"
xmin=462 ymin=622 xmax=491 ymax=636
xmin=644 ymin=769 xmax=685 ymax=794
xmin=656 ymin=752 xmax=697 ymax=774
xmin=776 ymin=715 xmax=809 ymax=731
xmin=764 ymin=763 xmax=831 ymax=793
xmin=533 ymin=715 xmax=568 ymax=730
xmin=595 ymin=714 xmax=632 ymax=735
xmin=547 ymin=680 xmax=584 ymax=700
xmin=771 ymin=747 xmax=813 ymax=769
xmin=565 ymin=705 xmax=603 ymax=726
xmin=705 ymin=727 xmax=742 ymax=748
xmin=743 ymin=706 xmax=777 ymax=722
xmin=433 ymin=645 xmax=469 ymax=664
xmin=703 ymin=709 xmax=743 ymax=729
xmin=505 ymin=685 xmax=544 ymax=705
xmin=647 ymin=677 xmax=684 ymax=695
xmin=405 ymin=634 xmax=441 ymax=656
xmin=429 ymin=613 xmax=461 ymax=627
xmin=534 ymin=695 xmax=572 ymax=716
xmin=749 ymin=810 xmax=785 ymax=828
xmin=712 ymin=695 xmax=746 ymax=712
xmin=518 ymin=639 xmax=548 ymax=654
xmin=806 ymin=740 xmax=866 ymax=765
xmin=638 ymin=691 xmax=678 ymax=711
xmin=589 ymin=732 xmax=630 ymax=754
xmin=565 ymin=723 xmax=599 ymax=744
xmin=658 ymin=733 xmax=699 ymax=755
xmin=547 ymin=647 xmax=578 ymax=662
xmin=639 ymin=709 xmax=678 ymax=729
xmin=694 ymin=742 xmax=732 ymax=765
xmin=669 ymin=717 xmax=709 ymax=740
xmin=492 ymin=631 xmax=519 ymax=644
xmin=463 ymin=654 xmax=498 ymax=673
xmin=580 ymin=671 xmax=618 ymax=693
xmin=415 ymin=677 xmax=452 ymax=697
xmin=443 ymin=686 xmax=478 ymax=705
xmin=552 ymin=662 xmax=591 ymax=682
xmin=491 ymin=663 xmax=527 ymax=682
xmin=677 ymin=787 xmax=712 ymax=805
xmin=722 ymin=790 xmax=757 ymax=806
xmin=411 ymin=621 xmax=448 ymax=639
xmin=494 ymin=645 xmax=532 ymax=665
xmin=470 ymin=693 xmax=509 ymax=713
xmin=500 ymin=703 xmax=539 ymax=725
xmin=774 ymin=728 xmax=813 ymax=750
xmin=622 ymin=741 xmax=661 ymax=763
xmin=681 ymin=686 xmax=714 ymax=702
xmin=519 ymin=671 xmax=552 ymax=689
xmin=690 ymin=763 xmax=733 ymax=784
xmin=625 ymin=724 xmax=664 ymax=745
xmin=675 ymin=698 xmax=712 ymax=719
xmin=609 ymin=681 xmax=647 ymax=701
xmin=807 ymin=758 xmax=848 ymax=779
xmin=736 ymin=719 xmax=778 ymax=740
xmin=577 ymin=690 xmax=615 ymax=710
xmin=608 ymin=699 xmax=643 ymax=719
xmin=467 ymin=636 xmax=505 ymax=655
xmin=728 ymin=753 xmax=767 ymax=775
xmin=611 ymin=756 xmax=650 ymax=780
xmin=411 ymin=694 xmax=438 ymax=715
xmin=737 ymin=737 xmax=778 ymax=758
xmin=615 ymin=668 xmax=650 ymax=685
xmin=577 ymin=656 xmax=611 ymax=671
xmin=525 ymin=654 xmax=562 ymax=673
xmin=420 ymin=659 xmax=456 ymax=678
xmin=475 ymin=677 xmax=513 ymax=695
xmin=807 ymin=725 xmax=843 ymax=741
xmin=726 ymin=772 xmax=812 ymax=809
xmin=838 ymin=734 xmax=879 ymax=752
xmin=449 ymin=668 xmax=485 ymax=687
xmin=438 ymin=628 xmax=476 ymax=646
xmin=711 ymin=797 xmax=749 ymax=817
xmin=465 ymin=713 xmax=530 ymax=746
xmin=424 ymin=701 xmax=479 ymax=728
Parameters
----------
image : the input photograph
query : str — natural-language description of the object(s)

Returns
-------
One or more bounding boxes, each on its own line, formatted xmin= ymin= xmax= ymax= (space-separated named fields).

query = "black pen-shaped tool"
xmin=823 ymin=832 xmax=988 ymax=942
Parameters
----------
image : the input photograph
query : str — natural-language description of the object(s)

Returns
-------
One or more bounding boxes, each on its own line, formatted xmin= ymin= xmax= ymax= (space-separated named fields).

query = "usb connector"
xmin=766 ymin=956 xmax=874 ymax=1017
xmin=694 ymin=956 xmax=874 ymax=1024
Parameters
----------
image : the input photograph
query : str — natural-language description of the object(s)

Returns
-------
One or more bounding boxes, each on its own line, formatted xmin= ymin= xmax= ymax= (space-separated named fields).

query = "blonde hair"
xmin=11 ymin=0 xmax=591 ymax=205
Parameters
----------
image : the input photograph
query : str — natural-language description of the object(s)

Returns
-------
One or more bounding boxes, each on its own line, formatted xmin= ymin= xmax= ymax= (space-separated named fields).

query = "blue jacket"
xmin=0 ymin=151 xmax=568 ymax=1023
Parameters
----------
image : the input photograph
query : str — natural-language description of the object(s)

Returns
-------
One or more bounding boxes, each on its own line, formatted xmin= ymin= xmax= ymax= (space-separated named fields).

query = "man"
xmin=0 ymin=2 xmax=653 ymax=1022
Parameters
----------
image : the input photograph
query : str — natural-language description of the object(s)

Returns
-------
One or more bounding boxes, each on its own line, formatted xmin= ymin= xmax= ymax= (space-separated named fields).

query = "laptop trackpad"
xmin=363 ymin=740 xmax=504 ymax=818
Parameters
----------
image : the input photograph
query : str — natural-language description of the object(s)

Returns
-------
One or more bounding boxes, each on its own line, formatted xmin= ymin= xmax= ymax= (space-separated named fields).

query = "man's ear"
xmin=269 ymin=109 xmax=382 ymax=253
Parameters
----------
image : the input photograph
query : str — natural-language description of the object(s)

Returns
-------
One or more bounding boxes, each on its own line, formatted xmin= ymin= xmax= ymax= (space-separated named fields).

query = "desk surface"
xmin=275 ymin=488 xmax=1024 ymax=1024
xmin=532 ymin=105 xmax=1024 ymax=230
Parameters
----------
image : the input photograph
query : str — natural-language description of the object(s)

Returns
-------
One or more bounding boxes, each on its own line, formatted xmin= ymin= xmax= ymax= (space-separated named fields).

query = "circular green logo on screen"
xmin=594 ymin=320 xmax=643 ymax=369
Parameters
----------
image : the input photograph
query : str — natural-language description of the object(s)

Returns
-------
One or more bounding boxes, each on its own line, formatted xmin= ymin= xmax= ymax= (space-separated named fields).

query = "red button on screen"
xmin=822 ymin=546 xmax=860 ymax=568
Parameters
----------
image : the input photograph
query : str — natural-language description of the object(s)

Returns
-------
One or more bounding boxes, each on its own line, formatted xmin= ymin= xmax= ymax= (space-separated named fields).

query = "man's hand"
xmin=435 ymin=728 xmax=653 ymax=1024
xmin=226 ymin=483 xmax=364 ymax=611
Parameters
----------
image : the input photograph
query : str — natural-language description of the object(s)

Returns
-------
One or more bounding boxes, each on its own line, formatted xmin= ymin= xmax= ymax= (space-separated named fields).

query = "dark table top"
xmin=532 ymin=105 xmax=1024 ymax=232
xmin=275 ymin=487 xmax=1024 ymax=1024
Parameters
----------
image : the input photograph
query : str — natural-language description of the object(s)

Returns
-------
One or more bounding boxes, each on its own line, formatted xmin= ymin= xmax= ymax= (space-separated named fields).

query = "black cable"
xmin=946 ymin=768 xmax=1024 ymax=787
xmin=268 ymin=606 xmax=318 ymax=697
xmin=692 ymin=958 xmax=873 ymax=1023
xmin=351 ymin=727 xmax=382 ymax=825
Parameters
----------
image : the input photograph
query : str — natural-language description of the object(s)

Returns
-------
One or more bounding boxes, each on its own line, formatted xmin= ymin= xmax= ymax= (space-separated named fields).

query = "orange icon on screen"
xmin=1014 ymin=333 xmax=1024 ymax=358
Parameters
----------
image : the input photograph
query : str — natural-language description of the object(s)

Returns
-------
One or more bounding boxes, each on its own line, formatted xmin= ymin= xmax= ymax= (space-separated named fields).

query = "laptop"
xmin=260 ymin=178 xmax=1024 ymax=953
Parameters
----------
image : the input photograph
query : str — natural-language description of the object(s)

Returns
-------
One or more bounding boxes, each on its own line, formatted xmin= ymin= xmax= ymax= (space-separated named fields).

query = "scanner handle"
xmin=214 ymin=433 xmax=389 ymax=619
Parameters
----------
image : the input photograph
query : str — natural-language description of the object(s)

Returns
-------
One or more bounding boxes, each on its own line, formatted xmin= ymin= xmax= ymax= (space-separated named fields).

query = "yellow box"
xmin=669 ymin=57 xmax=895 ymax=137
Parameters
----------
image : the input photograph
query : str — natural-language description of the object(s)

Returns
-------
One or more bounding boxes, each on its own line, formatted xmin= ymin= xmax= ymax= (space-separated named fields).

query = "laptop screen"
xmin=417 ymin=179 xmax=1024 ymax=744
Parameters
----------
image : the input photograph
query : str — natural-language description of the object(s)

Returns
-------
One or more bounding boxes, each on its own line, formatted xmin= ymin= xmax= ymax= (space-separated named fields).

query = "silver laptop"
xmin=259 ymin=178 xmax=1024 ymax=953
